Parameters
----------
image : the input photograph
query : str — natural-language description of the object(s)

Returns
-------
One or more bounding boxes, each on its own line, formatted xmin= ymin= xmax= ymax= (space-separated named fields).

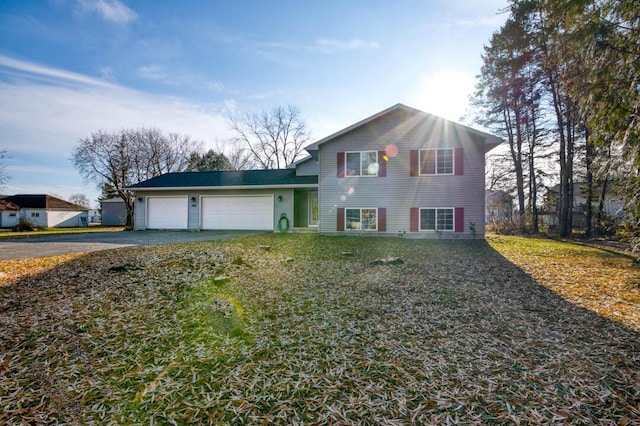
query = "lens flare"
xmin=385 ymin=144 xmax=398 ymax=158
xmin=347 ymin=187 xmax=355 ymax=195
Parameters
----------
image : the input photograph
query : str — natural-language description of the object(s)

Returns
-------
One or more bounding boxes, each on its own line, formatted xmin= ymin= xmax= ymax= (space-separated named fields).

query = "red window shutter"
xmin=410 ymin=150 xmax=419 ymax=176
xmin=410 ymin=208 xmax=419 ymax=232
xmin=455 ymin=148 xmax=464 ymax=175
xmin=378 ymin=151 xmax=387 ymax=177
xmin=337 ymin=152 xmax=345 ymax=178
xmin=455 ymin=207 xmax=464 ymax=232
xmin=337 ymin=207 xmax=345 ymax=231
xmin=378 ymin=208 xmax=386 ymax=232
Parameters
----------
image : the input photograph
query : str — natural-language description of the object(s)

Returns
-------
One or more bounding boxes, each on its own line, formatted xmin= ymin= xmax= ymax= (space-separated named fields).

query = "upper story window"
xmin=346 ymin=151 xmax=378 ymax=177
xmin=420 ymin=148 xmax=454 ymax=175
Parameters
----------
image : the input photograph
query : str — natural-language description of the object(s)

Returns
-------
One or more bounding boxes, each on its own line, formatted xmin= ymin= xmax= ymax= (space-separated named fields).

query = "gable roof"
xmin=0 ymin=200 xmax=19 ymax=210
xmin=0 ymin=194 xmax=88 ymax=210
xmin=128 ymin=169 xmax=318 ymax=190
xmin=304 ymin=103 xmax=503 ymax=153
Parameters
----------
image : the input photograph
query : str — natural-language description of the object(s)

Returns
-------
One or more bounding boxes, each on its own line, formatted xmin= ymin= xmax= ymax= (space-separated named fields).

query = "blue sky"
xmin=0 ymin=0 xmax=507 ymax=207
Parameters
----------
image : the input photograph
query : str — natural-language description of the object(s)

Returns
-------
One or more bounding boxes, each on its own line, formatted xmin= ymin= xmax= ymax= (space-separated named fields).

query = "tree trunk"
xmin=584 ymin=128 xmax=594 ymax=237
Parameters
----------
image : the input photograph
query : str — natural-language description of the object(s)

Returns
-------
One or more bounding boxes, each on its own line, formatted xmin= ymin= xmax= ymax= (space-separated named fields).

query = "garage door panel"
xmin=202 ymin=196 xmax=273 ymax=230
xmin=147 ymin=197 xmax=188 ymax=229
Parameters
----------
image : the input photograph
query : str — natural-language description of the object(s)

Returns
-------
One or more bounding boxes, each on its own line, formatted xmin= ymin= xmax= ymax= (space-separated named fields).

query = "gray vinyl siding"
xmin=295 ymin=158 xmax=318 ymax=176
xmin=318 ymin=109 xmax=487 ymax=238
xmin=133 ymin=188 xmax=294 ymax=231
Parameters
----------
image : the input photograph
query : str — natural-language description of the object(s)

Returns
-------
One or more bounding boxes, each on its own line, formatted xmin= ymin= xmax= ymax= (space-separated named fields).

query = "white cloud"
xmin=136 ymin=64 xmax=167 ymax=81
xmin=0 ymin=55 xmax=113 ymax=89
xmin=315 ymin=38 xmax=379 ymax=52
xmin=76 ymin=0 xmax=137 ymax=24
xmin=0 ymin=54 xmax=234 ymax=202
xmin=99 ymin=66 xmax=116 ymax=82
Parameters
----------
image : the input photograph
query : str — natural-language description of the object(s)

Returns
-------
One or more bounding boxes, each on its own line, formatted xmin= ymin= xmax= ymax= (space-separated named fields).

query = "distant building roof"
xmin=0 ymin=200 xmax=19 ymax=210
xmin=128 ymin=169 xmax=318 ymax=190
xmin=0 ymin=194 xmax=88 ymax=210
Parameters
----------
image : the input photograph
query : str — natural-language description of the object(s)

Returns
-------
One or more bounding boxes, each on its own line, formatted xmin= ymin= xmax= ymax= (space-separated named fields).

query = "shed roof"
xmin=0 ymin=200 xmax=19 ymax=210
xmin=128 ymin=169 xmax=318 ymax=190
xmin=0 ymin=194 xmax=88 ymax=210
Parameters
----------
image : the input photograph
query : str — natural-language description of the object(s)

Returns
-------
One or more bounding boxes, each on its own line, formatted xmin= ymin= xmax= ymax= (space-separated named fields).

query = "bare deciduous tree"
xmin=230 ymin=105 xmax=312 ymax=169
xmin=69 ymin=193 xmax=91 ymax=209
xmin=0 ymin=149 xmax=10 ymax=188
xmin=72 ymin=128 xmax=201 ymax=227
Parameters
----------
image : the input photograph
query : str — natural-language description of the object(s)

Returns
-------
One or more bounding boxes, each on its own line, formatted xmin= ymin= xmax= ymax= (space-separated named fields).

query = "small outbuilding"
xmin=0 ymin=194 xmax=89 ymax=228
xmin=100 ymin=198 xmax=128 ymax=226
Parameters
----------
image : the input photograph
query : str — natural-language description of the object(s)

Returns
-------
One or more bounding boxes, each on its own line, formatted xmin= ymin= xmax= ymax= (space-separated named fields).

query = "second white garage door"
xmin=201 ymin=195 xmax=274 ymax=230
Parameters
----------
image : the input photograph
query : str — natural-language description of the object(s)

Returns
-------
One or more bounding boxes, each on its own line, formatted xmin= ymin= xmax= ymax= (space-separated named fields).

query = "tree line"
xmin=72 ymin=105 xmax=311 ymax=227
xmin=472 ymin=0 xmax=639 ymax=242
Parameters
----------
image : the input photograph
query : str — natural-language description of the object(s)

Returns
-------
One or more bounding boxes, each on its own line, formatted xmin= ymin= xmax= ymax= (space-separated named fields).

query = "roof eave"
xmin=128 ymin=183 xmax=319 ymax=191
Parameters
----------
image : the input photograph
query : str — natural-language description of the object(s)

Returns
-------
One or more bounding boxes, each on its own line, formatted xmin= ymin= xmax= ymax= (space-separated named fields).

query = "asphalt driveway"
xmin=0 ymin=230 xmax=265 ymax=261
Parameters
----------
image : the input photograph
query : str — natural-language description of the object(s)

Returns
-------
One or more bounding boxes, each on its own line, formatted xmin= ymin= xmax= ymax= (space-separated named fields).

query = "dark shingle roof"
xmin=0 ymin=200 xmax=19 ymax=210
xmin=128 ymin=169 xmax=318 ymax=189
xmin=0 ymin=194 xmax=88 ymax=210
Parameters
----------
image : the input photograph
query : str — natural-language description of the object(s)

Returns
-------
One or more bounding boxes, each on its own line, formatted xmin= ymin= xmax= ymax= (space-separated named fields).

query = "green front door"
xmin=308 ymin=191 xmax=318 ymax=227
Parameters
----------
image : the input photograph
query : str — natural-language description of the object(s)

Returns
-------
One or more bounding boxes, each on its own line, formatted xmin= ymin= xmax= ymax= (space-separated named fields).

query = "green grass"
xmin=0 ymin=226 xmax=125 ymax=239
xmin=1 ymin=235 xmax=638 ymax=424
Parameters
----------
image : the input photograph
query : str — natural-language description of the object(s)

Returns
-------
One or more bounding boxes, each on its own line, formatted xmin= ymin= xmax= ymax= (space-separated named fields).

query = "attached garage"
xmin=147 ymin=196 xmax=188 ymax=229
xmin=201 ymin=195 xmax=274 ymax=230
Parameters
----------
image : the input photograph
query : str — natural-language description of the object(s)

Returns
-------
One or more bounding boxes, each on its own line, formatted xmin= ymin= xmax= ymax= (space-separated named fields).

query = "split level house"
xmin=128 ymin=104 xmax=502 ymax=238
xmin=0 ymin=194 xmax=89 ymax=228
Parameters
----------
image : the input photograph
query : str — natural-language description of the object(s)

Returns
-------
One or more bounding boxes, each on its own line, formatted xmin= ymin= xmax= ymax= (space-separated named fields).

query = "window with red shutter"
xmin=455 ymin=148 xmax=464 ymax=176
xmin=410 ymin=150 xmax=419 ymax=176
xmin=378 ymin=208 xmax=386 ymax=232
xmin=410 ymin=208 xmax=419 ymax=232
xmin=337 ymin=152 xmax=345 ymax=178
xmin=377 ymin=151 xmax=387 ymax=177
xmin=455 ymin=207 xmax=464 ymax=232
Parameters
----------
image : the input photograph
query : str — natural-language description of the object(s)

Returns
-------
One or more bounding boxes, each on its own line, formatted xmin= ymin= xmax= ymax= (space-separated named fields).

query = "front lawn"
xmin=0 ymin=226 xmax=125 ymax=240
xmin=1 ymin=235 xmax=638 ymax=424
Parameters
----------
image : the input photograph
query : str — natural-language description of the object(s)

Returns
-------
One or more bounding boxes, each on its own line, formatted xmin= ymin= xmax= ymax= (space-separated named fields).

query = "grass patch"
xmin=0 ymin=226 xmax=125 ymax=240
xmin=0 ymin=235 xmax=638 ymax=424
xmin=488 ymin=234 xmax=640 ymax=329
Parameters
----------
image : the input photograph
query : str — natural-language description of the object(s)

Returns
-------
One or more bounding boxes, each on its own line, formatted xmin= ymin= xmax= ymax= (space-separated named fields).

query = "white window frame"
xmin=345 ymin=208 xmax=378 ymax=231
xmin=419 ymin=148 xmax=454 ymax=175
xmin=345 ymin=151 xmax=378 ymax=177
xmin=419 ymin=207 xmax=454 ymax=231
xmin=31 ymin=212 xmax=40 ymax=218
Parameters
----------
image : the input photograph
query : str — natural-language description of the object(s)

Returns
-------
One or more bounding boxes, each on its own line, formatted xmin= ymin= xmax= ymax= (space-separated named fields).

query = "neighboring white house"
xmin=0 ymin=194 xmax=89 ymax=228
xmin=88 ymin=209 xmax=102 ymax=224
xmin=542 ymin=183 xmax=626 ymax=227
xmin=128 ymin=104 xmax=502 ymax=238
xmin=486 ymin=190 xmax=514 ymax=224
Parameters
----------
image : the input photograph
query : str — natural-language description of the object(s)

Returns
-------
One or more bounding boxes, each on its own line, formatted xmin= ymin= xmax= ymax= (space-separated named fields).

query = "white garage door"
xmin=147 ymin=196 xmax=188 ymax=229
xmin=201 ymin=196 xmax=273 ymax=230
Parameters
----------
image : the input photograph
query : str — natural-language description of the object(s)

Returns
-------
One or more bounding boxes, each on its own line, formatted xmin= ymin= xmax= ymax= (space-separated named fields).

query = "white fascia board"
xmin=129 ymin=184 xmax=318 ymax=191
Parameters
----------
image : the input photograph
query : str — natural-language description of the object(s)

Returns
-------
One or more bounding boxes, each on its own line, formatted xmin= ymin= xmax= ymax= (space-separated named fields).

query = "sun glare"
xmin=412 ymin=70 xmax=475 ymax=122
